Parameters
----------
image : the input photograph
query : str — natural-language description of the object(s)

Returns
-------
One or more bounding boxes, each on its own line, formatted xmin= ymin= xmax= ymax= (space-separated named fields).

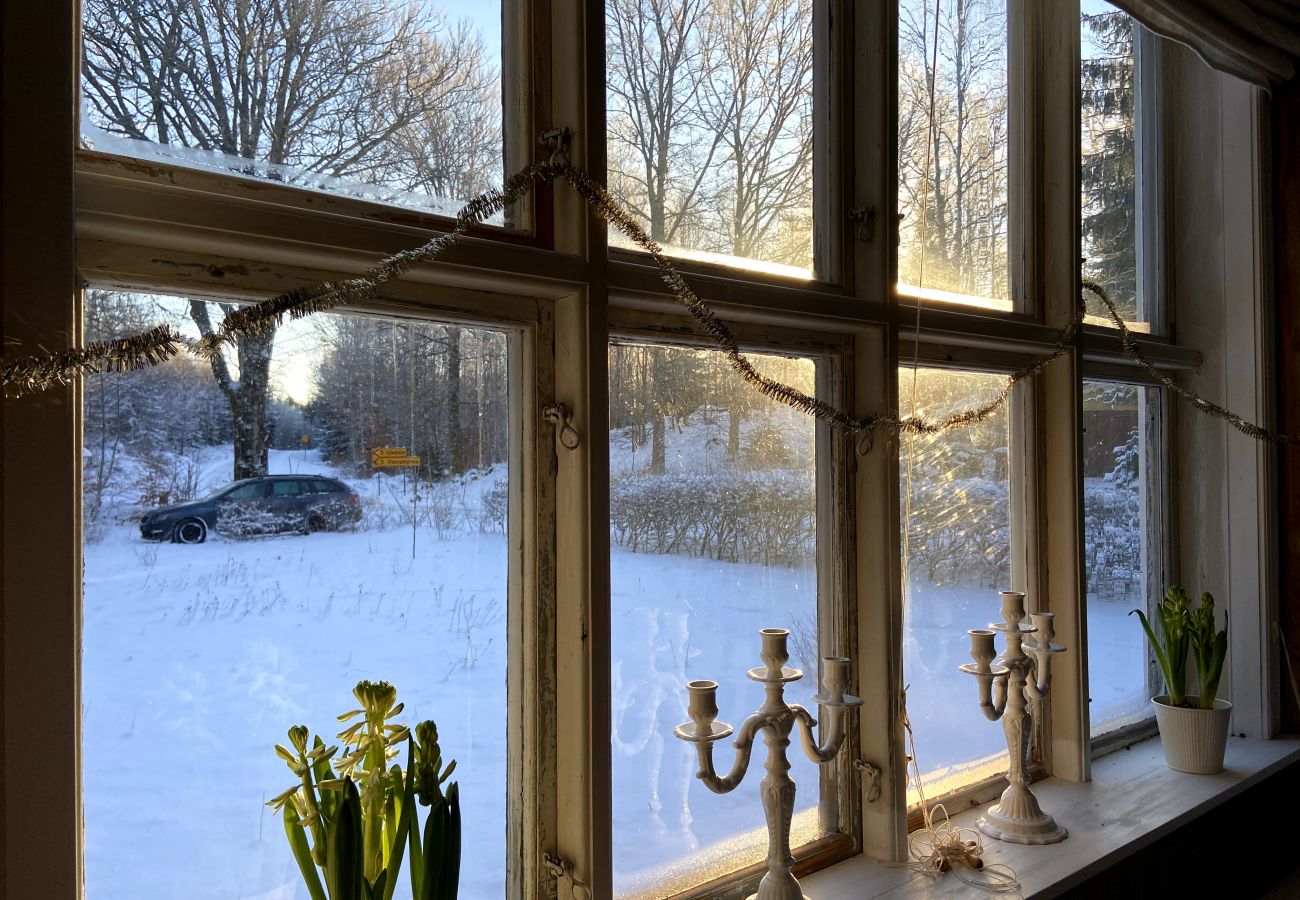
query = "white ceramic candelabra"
xmin=959 ymin=590 xmax=1068 ymax=845
xmin=675 ymin=628 xmax=862 ymax=900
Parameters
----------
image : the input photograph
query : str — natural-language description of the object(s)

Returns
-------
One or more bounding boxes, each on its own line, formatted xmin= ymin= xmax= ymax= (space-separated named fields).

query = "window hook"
xmin=543 ymin=852 xmax=592 ymax=900
xmin=854 ymin=758 xmax=883 ymax=803
xmin=539 ymin=127 xmax=572 ymax=168
xmin=848 ymin=205 xmax=877 ymax=243
xmin=543 ymin=401 xmax=581 ymax=450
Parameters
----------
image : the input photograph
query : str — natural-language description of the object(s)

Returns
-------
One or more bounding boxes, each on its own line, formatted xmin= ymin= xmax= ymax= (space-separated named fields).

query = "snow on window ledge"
xmin=801 ymin=735 xmax=1300 ymax=899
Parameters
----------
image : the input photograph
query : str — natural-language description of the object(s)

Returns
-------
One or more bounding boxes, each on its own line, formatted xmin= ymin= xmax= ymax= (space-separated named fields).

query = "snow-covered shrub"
xmin=610 ymin=469 xmax=814 ymax=566
xmin=217 ymin=504 xmax=293 ymax=537
xmin=906 ymin=476 xmax=1011 ymax=587
xmin=424 ymin=482 xmax=461 ymax=539
xmin=744 ymin=424 xmax=795 ymax=470
xmin=132 ymin=450 xmax=201 ymax=510
xmin=475 ymin=478 xmax=508 ymax=534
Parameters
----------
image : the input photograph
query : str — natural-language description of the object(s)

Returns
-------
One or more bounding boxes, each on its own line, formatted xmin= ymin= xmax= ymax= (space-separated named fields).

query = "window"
xmin=1083 ymin=381 xmax=1165 ymax=738
xmin=898 ymin=0 xmax=1010 ymax=310
xmin=81 ymin=291 xmax=515 ymax=898
xmin=605 ymin=0 xmax=817 ymax=276
xmin=608 ymin=343 xmax=823 ymax=896
xmin=80 ymin=0 xmax=510 ymax=223
xmin=1080 ymin=1 xmax=1158 ymax=331
xmin=2 ymin=1 xmax=1279 ymax=899
xmin=900 ymin=366 xmax=1014 ymax=800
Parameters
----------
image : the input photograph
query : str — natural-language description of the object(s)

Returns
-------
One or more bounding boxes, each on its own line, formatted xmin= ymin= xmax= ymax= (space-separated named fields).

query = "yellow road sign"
xmin=371 ymin=446 xmax=409 ymax=458
xmin=373 ymin=456 xmax=421 ymax=468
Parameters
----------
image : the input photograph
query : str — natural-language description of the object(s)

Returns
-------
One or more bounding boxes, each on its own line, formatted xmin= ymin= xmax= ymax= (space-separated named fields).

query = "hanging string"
xmin=0 ymin=161 xmax=1292 ymax=446
xmin=900 ymin=703 xmax=1021 ymax=893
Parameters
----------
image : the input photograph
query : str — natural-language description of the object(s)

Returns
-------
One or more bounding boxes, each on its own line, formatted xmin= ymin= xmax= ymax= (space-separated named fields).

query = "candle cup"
xmin=999 ymin=590 xmax=1027 ymax=627
xmin=759 ymin=627 xmax=791 ymax=676
xmin=821 ymin=656 xmax=850 ymax=705
xmin=1030 ymin=612 xmax=1055 ymax=647
xmin=969 ymin=629 xmax=997 ymax=673
xmin=686 ymin=680 xmax=720 ymax=738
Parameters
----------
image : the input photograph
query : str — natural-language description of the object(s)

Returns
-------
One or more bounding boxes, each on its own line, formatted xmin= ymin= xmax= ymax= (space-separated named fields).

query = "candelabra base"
xmin=742 ymin=867 xmax=812 ymax=900
xmin=977 ymin=787 xmax=1068 ymax=845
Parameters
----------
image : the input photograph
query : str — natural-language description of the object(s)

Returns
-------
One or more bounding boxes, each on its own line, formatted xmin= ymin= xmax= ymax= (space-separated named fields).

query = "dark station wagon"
xmin=139 ymin=475 xmax=362 ymax=544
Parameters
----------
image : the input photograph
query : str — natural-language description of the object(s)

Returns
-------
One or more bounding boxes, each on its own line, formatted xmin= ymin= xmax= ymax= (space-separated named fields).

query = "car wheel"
xmin=304 ymin=513 xmax=329 ymax=534
xmin=173 ymin=517 xmax=208 ymax=544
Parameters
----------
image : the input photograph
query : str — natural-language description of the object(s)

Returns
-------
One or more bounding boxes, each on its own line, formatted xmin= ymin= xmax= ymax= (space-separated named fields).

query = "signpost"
xmin=371 ymin=447 xmax=422 ymax=558
xmin=371 ymin=447 xmax=421 ymax=468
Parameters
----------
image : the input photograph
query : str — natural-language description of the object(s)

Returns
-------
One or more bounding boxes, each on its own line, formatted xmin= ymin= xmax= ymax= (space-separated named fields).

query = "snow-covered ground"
xmin=83 ymin=438 xmax=1147 ymax=900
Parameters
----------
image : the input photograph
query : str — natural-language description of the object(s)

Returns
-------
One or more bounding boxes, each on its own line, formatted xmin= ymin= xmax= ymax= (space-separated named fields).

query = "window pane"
xmin=1084 ymin=381 xmax=1160 ymax=735
xmin=81 ymin=0 xmax=505 ymax=221
xmin=1081 ymin=2 xmax=1150 ymax=330
xmin=898 ymin=0 xmax=1010 ymax=310
xmin=900 ymin=367 xmax=1012 ymax=800
xmin=82 ymin=290 xmax=511 ymax=899
xmin=606 ymin=0 xmax=815 ymax=277
xmin=609 ymin=344 xmax=821 ymax=897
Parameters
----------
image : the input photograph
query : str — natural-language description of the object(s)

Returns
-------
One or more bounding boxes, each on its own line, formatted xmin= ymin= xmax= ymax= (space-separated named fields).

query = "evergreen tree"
xmin=1081 ymin=10 xmax=1138 ymax=321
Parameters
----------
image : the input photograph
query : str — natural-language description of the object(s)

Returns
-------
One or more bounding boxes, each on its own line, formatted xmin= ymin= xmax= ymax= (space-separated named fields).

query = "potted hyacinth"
xmin=267 ymin=680 xmax=461 ymax=900
xmin=1132 ymin=587 xmax=1231 ymax=774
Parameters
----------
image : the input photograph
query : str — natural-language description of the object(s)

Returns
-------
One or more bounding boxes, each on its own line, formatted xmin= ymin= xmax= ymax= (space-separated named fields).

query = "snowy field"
xmin=83 ymin=442 xmax=1146 ymax=899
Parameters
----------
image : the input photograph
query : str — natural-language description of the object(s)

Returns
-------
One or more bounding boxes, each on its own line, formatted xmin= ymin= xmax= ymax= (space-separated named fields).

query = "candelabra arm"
xmin=1024 ymin=654 xmax=1049 ymax=701
xmin=696 ymin=713 xmax=763 ymax=794
xmin=976 ymin=672 xmax=1009 ymax=720
xmin=791 ymin=705 xmax=846 ymax=764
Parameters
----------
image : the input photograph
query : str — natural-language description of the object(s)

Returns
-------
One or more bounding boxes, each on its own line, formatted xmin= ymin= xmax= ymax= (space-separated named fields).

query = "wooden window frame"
xmin=0 ymin=2 xmax=1281 ymax=900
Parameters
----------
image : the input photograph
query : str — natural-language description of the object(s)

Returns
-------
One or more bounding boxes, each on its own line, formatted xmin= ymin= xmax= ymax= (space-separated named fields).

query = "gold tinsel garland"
xmin=1 ymin=161 xmax=1291 ymax=444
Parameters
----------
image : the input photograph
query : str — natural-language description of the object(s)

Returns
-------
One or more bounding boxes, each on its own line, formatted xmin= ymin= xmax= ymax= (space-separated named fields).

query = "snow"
xmin=83 ymin=439 xmax=1147 ymax=899
xmin=81 ymin=119 xmax=499 ymax=225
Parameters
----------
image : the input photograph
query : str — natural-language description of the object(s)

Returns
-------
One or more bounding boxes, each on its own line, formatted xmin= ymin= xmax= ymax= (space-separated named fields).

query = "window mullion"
xmin=853 ymin=327 xmax=909 ymax=861
xmin=1031 ymin=0 xmax=1091 ymax=784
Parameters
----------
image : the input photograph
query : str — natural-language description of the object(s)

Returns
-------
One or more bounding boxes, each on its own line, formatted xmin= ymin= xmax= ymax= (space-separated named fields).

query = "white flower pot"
xmin=1152 ymin=696 xmax=1232 ymax=774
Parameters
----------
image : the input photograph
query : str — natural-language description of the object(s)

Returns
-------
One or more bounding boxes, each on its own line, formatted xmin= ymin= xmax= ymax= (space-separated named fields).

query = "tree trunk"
xmin=231 ymin=328 xmax=275 ymax=480
xmin=447 ymin=326 xmax=464 ymax=474
xmin=728 ymin=406 xmax=741 ymax=459
xmin=651 ymin=409 xmax=666 ymax=474
xmin=189 ymin=300 xmax=275 ymax=481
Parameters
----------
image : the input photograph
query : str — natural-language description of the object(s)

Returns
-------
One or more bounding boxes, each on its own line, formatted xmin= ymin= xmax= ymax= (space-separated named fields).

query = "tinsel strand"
xmin=0 ymin=161 xmax=1290 ymax=446
xmin=1 ymin=324 xmax=188 ymax=397
xmin=1082 ymin=278 xmax=1296 ymax=444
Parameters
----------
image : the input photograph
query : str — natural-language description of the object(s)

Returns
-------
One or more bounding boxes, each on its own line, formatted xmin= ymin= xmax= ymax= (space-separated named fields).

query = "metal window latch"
xmin=848 ymin=206 xmax=877 ymax=243
xmin=543 ymin=852 xmax=592 ymax=900
xmin=539 ymin=127 xmax=572 ymax=167
xmin=854 ymin=758 xmax=883 ymax=803
xmin=543 ymin=401 xmax=581 ymax=450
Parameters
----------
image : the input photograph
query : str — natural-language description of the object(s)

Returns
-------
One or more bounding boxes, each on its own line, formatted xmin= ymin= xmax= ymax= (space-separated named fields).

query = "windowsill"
xmin=802 ymin=735 xmax=1300 ymax=899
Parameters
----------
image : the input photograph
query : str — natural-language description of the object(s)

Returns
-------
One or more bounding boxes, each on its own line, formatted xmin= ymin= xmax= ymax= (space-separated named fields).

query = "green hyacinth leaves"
xmin=271 ymin=685 xmax=458 ymax=900
xmin=1189 ymin=592 xmax=1228 ymax=709
xmin=410 ymin=719 xmax=460 ymax=900
xmin=325 ymin=777 xmax=364 ymax=900
xmin=1133 ymin=585 xmax=1227 ymax=709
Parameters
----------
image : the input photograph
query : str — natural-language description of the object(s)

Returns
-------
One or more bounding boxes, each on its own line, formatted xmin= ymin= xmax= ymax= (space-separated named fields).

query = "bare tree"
xmin=83 ymin=0 xmax=500 ymax=479
xmin=696 ymin=0 xmax=813 ymax=264
xmin=606 ymin=0 xmax=720 ymax=245
xmin=898 ymin=0 xmax=1008 ymax=298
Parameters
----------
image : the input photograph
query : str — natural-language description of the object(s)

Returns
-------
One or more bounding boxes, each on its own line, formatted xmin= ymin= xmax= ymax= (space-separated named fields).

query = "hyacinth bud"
xmin=353 ymin=680 xmax=398 ymax=718
xmin=287 ymin=725 xmax=310 ymax=754
xmin=416 ymin=720 xmax=439 ymax=749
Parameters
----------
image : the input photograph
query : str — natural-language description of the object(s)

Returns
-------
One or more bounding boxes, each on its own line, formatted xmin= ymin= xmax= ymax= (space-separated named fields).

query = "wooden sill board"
xmin=800 ymin=736 xmax=1300 ymax=899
